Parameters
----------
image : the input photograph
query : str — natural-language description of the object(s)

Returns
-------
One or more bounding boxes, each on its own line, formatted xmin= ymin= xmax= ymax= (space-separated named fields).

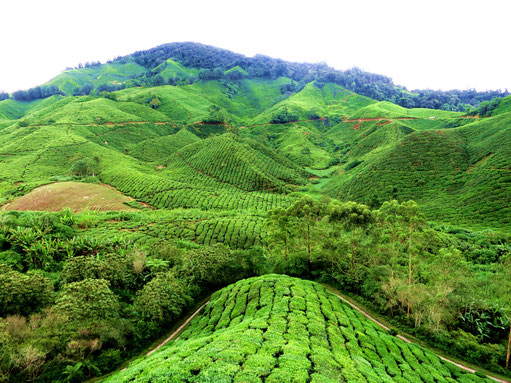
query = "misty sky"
xmin=1 ymin=0 xmax=510 ymax=93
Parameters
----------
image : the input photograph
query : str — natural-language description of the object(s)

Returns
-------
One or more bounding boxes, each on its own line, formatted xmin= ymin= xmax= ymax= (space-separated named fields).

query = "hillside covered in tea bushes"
xmin=103 ymin=275 xmax=496 ymax=383
xmin=0 ymin=42 xmax=510 ymax=383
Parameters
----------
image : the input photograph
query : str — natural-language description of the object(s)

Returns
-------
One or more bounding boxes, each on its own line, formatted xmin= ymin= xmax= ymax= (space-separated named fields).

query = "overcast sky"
xmin=1 ymin=0 xmax=510 ymax=93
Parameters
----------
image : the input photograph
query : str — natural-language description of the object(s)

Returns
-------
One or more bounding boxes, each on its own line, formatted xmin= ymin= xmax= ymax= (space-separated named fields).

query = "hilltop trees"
xmin=12 ymin=85 xmax=62 ymax=101
xmin=4 ymin=42 xmax=507 ymax=111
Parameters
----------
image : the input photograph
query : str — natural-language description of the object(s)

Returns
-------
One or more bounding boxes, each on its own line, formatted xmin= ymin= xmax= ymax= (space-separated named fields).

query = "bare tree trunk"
xmin=506 ymin=323 xmax=511 ymax=368
xmin=307 ymin=222 xmax=311 ymax=262
xmin=351 ymin=226 xmax=355 ymax=272
xmin=284 ymin=236 xmax=288 ymax=261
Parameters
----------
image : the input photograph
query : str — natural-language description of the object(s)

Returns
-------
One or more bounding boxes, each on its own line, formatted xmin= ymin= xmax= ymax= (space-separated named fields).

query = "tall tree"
xmin=496 ymin=254 xmax=511 ymax=369
xmin=267 ymin=207 xmax=294 ymax=261
xmin=398 ymin=200 xmax=425 ymax=322
xmin=377 ymin=200 xmax=405 ymax=287
xmin=287 ymin=196 xmax=324 ymax=263
xmin=328 ymin=201 xmax=373 ymax=275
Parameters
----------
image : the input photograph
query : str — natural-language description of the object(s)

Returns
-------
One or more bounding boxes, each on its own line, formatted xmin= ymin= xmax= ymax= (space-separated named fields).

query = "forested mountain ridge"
xmin=1 ymin=42 xmax=508 ymax=111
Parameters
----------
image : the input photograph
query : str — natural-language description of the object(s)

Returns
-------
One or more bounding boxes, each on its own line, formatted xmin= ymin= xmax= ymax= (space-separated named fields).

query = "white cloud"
xmin=1 ymin=0 xmax=510 ymax=92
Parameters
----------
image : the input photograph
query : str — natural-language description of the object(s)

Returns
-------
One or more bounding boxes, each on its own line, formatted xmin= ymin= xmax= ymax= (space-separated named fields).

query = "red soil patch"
xmin=2 ymin=182 xmax=141 ymax=213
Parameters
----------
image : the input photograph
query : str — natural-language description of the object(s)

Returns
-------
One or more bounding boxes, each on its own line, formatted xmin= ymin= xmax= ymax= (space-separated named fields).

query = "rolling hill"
xmin=102 ymin=274 xmax=494 ymax=383
xmin=0 ymin=73 xmax=509 ymax=228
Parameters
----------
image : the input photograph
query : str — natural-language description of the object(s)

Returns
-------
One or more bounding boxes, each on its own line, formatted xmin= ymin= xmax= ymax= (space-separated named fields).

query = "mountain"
xmin=1 ymin=43 xmax=510 ymax=383
xmin=4 ymin=42 xmax=509 ymax=112
xmin=0 ymin=63 xmax=509 ymax=228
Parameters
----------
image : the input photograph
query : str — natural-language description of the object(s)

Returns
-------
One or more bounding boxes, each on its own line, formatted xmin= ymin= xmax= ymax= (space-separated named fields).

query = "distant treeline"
xmin=11 ymin=85 xmax=64 ymax=102
xmin=65 ymin=60 xmax=101 ymax=71
xmin=125 ymin=42 xmax=509 ymax=112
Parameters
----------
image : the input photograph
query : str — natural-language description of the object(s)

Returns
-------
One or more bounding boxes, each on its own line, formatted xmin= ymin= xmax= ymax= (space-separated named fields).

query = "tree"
xmin=0 ymin=265 xmax=53 ymax=316
xmin=71 ymin=157 xmax=97 ymax=178
xmin=53 ymin=279 xmax=119 ymax=321
xmin=328 ymin=201 xmax=373 ymax=276
xmin=149 ymin=97 xmax=161 ymax=109
xmin=287 ymin=196 xmax=324 ymax=264
xmin=398 ymin=200 xmax=425 ymax=322
xmin=71 ymin=160 xmax=89 ymax=177
xmin=135 ymin=272 xmax=192 ymax=324
xmin=377 ymin=200 xmax=405 ymax=289
xmin=267 ymin=207 xmax=295 ymax=261
xmin=152 ymin=75 xmax=165 ymax=86
xmin=180 ymin=244 xmax=246 ymax=288
xmin=61 ymin=253 xmax=134 ymax=290
xmin=496 ymin=254 xmax=511 ymax=369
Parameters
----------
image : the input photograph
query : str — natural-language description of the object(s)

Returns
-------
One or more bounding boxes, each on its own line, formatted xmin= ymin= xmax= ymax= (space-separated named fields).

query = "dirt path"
xmin=332 ymin=292 xmax=510 ymax=383
xmin=343 ymin=117 xmax=417 ymax=123
xmin=145 ymin=301 xmax=209 ymax=356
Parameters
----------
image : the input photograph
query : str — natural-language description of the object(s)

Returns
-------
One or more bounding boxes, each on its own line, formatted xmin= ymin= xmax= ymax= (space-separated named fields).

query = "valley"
xmin=0 ymin=42 xmax=509 ymax=382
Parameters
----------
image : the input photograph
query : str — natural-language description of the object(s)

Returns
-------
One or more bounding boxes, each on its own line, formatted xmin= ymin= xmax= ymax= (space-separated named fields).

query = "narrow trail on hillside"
xmin=24 ymin=113 xmax=481 ymax=130
xmin=145 ymin=301 xmax=210 ymax=357
xmin=332 ymin=291 xmax=511 ymax=383
xmin=124 ymin=287 xmax=510 ymax=382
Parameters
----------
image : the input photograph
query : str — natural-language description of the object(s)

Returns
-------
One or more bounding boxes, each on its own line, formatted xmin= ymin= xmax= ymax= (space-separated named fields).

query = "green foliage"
xmin=61 ymin=253 xmax=134 ymax=289
xmin=104 ymin=275 xmax=492 ymax=383
xmin=134 ymin=271 xmax=192 ymax=324
xmin=0 ymin=43 xmax=510 ymax=383
xmin=53 ymin=278 xmax=120 ymax=321
xmin=0 ymin=265 xmax=54 ymax=316
xmin=270 ymin=107 xmax=299 ymax=124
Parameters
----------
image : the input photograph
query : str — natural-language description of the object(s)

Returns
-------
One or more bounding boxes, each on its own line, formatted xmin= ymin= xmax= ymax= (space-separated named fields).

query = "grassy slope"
xmin=2 ymin=182 xmax=138 ymax=212
xmin=161 ymin=133 xmax=310 ymax=192
xmin=75 ymin=208 xmax=267 ymax=250
xmin=127 ymin=128 xmax=201 ymax=163
xmin=46 ymin=60 xmax=146 ymax=94
xmin=153 ymin=58 xmax=199 ymax=80
xmin=348 ymin=100 xmax=463 ymax=119
xmin=102 ymin=274 xmax=493 ymax=383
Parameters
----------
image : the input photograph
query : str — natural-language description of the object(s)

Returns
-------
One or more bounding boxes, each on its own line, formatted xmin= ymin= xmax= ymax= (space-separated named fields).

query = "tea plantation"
xmin=103 ymin=275 xmax=495 ymax=383
xmin=1 ymin=42 xmax=510 ymax=382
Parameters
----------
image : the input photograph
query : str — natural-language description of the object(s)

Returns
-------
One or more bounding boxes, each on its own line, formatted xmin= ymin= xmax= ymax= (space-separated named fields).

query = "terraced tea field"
xmin=104 ymin=275 xmax=495 ymax=383
xmin=82 ymin=209 xmax=266 ymax=249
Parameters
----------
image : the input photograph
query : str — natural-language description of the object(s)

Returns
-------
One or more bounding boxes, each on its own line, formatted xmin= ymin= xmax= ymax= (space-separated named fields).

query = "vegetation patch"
xmin=2 ymin=182 xmax=139 ymax=212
